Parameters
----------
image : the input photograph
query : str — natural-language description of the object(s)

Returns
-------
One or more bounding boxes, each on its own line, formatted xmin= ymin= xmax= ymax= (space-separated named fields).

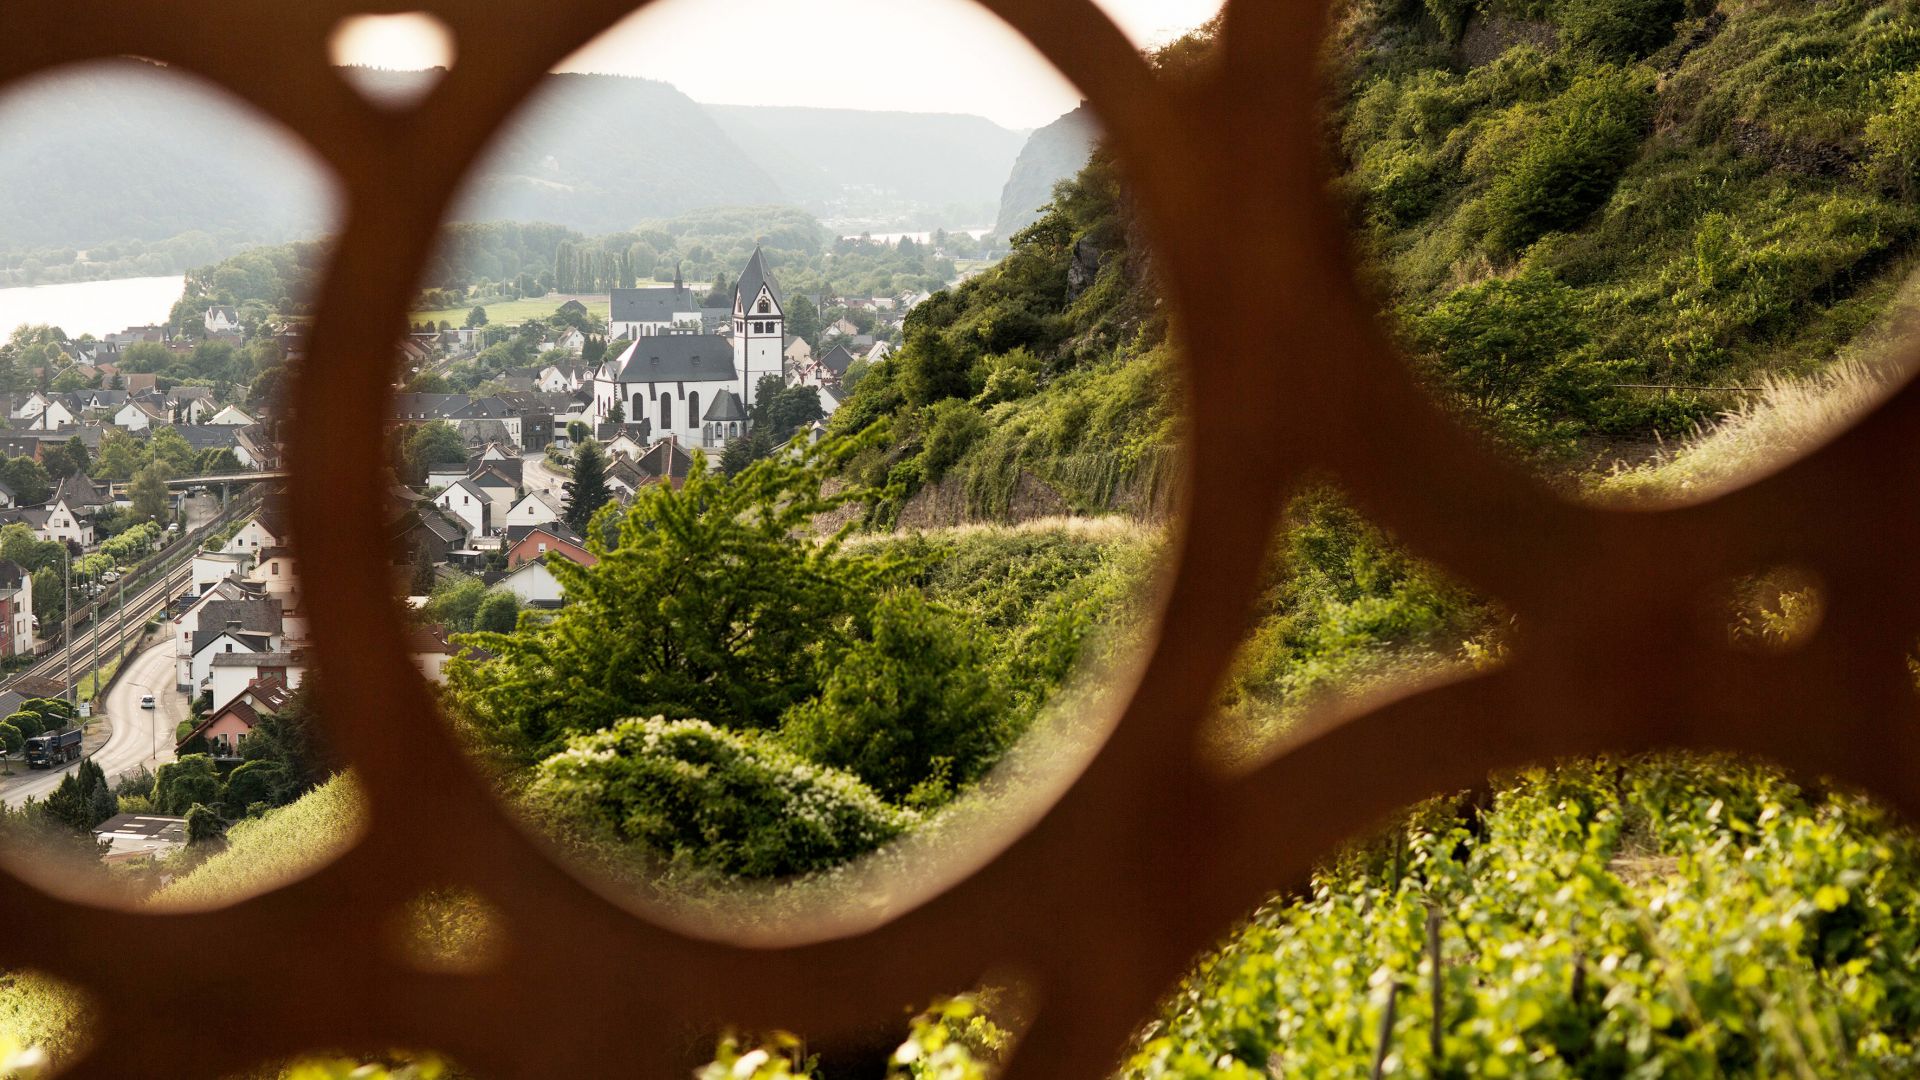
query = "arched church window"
xmin=661 ymin=395 xmax=673 ymax=430
xmin=688 ymin=391 xmax=700 ymax=426
xmin=757 ymin=298 xmax=771 ymax=314
xmin=632 ymin=394 xmax=644 ymax=418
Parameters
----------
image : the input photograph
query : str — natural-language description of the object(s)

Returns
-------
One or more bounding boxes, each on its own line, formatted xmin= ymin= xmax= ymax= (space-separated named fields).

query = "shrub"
xmin=781 ymin=592 xmax=1009 ymax=805
xmin=527 ymin=717 xmax=915 ymax=879
xmin=1483 ymin=68 xmax=1654 ymax=254
xmin=1558 ymin=0 xmax=1683 ymax=61
xmin=153 ymin=755 xmax=221 ymax=815
xmin=1866 ymin=69 xmax=1920 ymax=197
xmin=919 ymin=400 xmax=989 ymax=481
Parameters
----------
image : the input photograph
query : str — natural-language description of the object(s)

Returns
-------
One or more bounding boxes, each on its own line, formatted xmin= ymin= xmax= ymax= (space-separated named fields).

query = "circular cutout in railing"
xmin=1326 ymin=2 xmax=1920 ymax=511
xmin=0 ymin=54 xmax=344 ymax=1063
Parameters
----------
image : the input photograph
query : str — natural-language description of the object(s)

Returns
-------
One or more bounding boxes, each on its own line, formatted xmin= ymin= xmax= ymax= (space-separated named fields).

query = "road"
xmin=2 ymin=637 xmax=183 ymax=806
xmin=523 ymin=451 xmax=568 ymax=501
xmin=14 ymin=559 xmax=190 ymax=689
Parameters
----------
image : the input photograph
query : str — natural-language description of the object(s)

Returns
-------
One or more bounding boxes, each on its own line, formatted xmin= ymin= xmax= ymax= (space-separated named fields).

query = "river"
xmin=0 ymin=275 xmax=186 ymax=341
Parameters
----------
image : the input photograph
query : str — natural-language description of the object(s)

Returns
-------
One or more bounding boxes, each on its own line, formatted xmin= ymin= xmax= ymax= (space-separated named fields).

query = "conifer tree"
xmin=564 ymin=439 xmax=613 ymax=534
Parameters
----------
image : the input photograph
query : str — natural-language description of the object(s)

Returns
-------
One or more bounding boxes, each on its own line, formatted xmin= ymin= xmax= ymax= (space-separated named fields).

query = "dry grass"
xmin=1597 ymin=356 xmax=1908 ymax=504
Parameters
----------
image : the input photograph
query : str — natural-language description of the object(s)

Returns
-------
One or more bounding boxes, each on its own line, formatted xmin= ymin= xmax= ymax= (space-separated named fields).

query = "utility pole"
xmin=61 ymin=545 xmax=72 ymax=707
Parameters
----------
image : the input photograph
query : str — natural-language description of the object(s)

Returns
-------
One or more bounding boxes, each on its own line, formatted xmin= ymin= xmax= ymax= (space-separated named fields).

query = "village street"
xmin=523 ymin=451 xmax=568 ymax=503
xmin=1 ymin=637 xmax=184 ymax=806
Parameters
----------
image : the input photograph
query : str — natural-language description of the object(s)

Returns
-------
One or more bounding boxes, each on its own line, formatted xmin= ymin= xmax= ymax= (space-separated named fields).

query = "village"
xmin=0 ymin=246 xmax=921 ymax=861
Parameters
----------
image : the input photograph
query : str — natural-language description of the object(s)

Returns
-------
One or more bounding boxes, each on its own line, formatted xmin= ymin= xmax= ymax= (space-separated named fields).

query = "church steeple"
xmin=673 ymin=260 xmax=684 ymax=292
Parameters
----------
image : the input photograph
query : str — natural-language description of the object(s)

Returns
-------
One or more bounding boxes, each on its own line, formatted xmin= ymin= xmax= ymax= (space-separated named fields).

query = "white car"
xmin=139 ymin=695 xmax=155 ymax=710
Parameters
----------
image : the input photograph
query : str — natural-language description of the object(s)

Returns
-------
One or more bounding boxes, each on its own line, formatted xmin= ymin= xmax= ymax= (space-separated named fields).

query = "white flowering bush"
xmin=527 ymin=717 xmax=916 ymax=878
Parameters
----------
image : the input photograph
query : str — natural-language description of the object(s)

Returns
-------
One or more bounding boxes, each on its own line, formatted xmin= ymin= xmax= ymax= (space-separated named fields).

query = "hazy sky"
xmin=333 ymin=0 xmax=1222 ymax=129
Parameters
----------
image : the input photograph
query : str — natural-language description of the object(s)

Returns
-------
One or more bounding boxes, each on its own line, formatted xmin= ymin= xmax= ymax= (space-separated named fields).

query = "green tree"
xmin=0 ymin=722 xmax=21 ymax=762
xmin=184 ymin=803 xmax=226 ymax=845
xmin=473 ymin=590 xmax=520 ymax=634
xmin=608 ymin=398 xmax=625 ymax=425
xmin=130 ymin=461 xmax=173 ymax=522
xmin=427 ymin=576 xmax=489 ymax=632
xmin=1483 ymin=68 xmax=1654 ymax=254
xmin=526 ymin=717 xmax=913 ymax=879
xmin=0 ymin=457 xmax=50 ymax=506
xmin=410 ymin=546 xmax=437 ymax=596
xmin=781 ymin=591 xmax=1008 ymax=804
xmin=147 ymin=426 xmax=196 ymax=473
xmin=464 ymin=306 xmax=489 ymax=329
xmin=787 ymin=295 xmax=824 ymax=347
xmin=45 ymin=759 xmax=111 ymax=832
xmin=92 ymin=429 xmax=142 ymax=480
xmin=4 ymin=710 xmax=42 ymax=739
xmin=120 ymin=341 xmax=173 ymax=375
xmin=153 ymin=754 xmax=221 ymax=814
xmin=402 ymin=421 xmax=467 ymax=484
xmin=445 ymin=439 xmax=895 ymax=762
xmin=563 ymin=439 xmax=613 ymax=533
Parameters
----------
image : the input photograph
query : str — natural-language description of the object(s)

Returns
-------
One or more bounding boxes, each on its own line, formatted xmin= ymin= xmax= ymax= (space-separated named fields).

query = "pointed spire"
xmin=674 ymin=260 xmax=683 ymax=291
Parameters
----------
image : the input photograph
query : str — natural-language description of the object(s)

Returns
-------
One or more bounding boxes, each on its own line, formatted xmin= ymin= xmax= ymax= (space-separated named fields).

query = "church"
xmin=591 ymin=248 xmax=788 ymax=450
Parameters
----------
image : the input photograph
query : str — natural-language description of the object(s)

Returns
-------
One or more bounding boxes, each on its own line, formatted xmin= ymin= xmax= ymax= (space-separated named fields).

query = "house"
xmin=597 ymin=424 xmax=651 ymax=461
xmin=208 ymin=650 xmax=308 ymax=713
xmin=607 ymin=265 xmax=702 ymax=339
xmin=232 ymin=425 xmax=277 ymax=469
xmin=170 ymin=387 xmax=215 ymax=424
xmin=0 ymin=479 xmax=16 ymax=509
xmin=208 ymin=403 xmax=257 ymax=426
xmin=506 ymin=524 xmax=594 ymax=569
xmin=784 ymin=336 xmax=814 ymax=376
xmin=113 ymin=400 xmax=167 ymax=432
xmin=409 ymin=625 xmax=459 ymax=684
xmin=434 ymin=479 xmax=490 ymax=537
xmin=467 ymin=463 xmax=521 ymax=519
xmin=39 ymin=499 xmax=93 ymax=547
xmin=21 ymin=396 xmax=75 ymax=430
xmin=92 ymin=813 xmax=188 ymax=862
xmin=221 ymin=515 xmax=286 ymax=559
xmin=251 ymin=548 xmax=297 ymax=595
xmin=866 ymin=340 xmax=894 ymax=363
xmin=177 ymin=675 xmax=291 ymax=759
xmin=501 ymin=489 xmax=563 ymax=530
xmin=172 ymin=578 xmax=251 ymax=688
xmin=0 ymin=559 xmax=34 ymax=658
xmin=500 ymin=557 xmax=565 ymax=607
xmin=394 ymin=506 xmax=467 ymax=565
xmin=632 ymin=438 xmax=696 ymax=485
xmin=51 ymin=473 xmax=108 ymax=517
xmin=190 ymin=551 xmax=252 ymax=596
xmin=204 ymin=306 xmax=241 ymax=335
xmin=188 ymin=598 xmax=286 ymax=689
xmin=816 ymin=344 xmax=858 ymax=385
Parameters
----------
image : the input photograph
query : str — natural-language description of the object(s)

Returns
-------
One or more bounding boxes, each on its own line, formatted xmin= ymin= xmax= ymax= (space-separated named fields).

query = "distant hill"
xmin=706 ymin=104 xmax=1025 ymax=226
xmin=451 ymin=73 xmax=786 ymax=232
xmin=0 ymin=60 xmax=336 ymax=252
xmin=994 ymin=105 xmax=1098 ymax=240
xmin=0 ymin=62 xmax=1028 ymax=282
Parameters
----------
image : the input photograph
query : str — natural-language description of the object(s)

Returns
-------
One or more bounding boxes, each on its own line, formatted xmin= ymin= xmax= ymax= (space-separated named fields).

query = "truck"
xmin=23 ymin=728 xmax=82 ymax=769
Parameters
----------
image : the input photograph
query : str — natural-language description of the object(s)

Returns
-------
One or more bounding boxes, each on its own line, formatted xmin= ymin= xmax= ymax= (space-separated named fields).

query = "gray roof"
xmin=703 ymin=389 xmax=749 ymax=423
xmin=191 ymin=599 xmax=284 ymax=657
xmin=610 ymin=285 xmax=697 ymax=324
xmin=735 ymin=247 xmax=784 ymax=315
xmin=392 ymin=393 xmax=471 ymax=420
xmin=817 ymin=344 xmax=858 ymax=374
xmin=172 ymin=425 xmax=241 ymax=453
xmin=52 ymin=473 xmax=107 ymax=508
xmin=211 ymin=650 xmax=301 ymax=668
xmin=611 ymin=336 xmax=739 ymax=384
xmin=451 ymin=396 xmax=516 ymax=420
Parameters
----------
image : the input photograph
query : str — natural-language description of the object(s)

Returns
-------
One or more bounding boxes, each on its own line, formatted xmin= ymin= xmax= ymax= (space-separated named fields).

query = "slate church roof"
xmin=610 ymin=337 xmax=739 ymax=384
xmin=610 ymin=284 xmax=698 ymax=324
xmin=734 ymin=247 xmax=784 ymax=313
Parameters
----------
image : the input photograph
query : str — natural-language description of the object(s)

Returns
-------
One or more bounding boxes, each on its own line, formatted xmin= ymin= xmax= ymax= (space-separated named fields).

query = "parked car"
xmin=140 ymin=695 xmax=155 ymax=710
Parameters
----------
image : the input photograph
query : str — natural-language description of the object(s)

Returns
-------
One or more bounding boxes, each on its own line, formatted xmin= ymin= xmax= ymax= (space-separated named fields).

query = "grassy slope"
xmin=150 ymin=775 xmax=363 ymax=909
xmin=1334 ymin=0 xmax=1920 ymax=456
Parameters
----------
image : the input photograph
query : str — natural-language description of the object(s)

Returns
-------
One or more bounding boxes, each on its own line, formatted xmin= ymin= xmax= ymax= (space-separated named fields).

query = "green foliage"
xmin=152 ymin=754 xmax=220 ymax=815
xmin=43 ymin=759 xmax=112 ymax=833
xmin=528 ymin=717 xmax=914 ymax=879
xmin=1866 ymin=69 xmax=1920 ymax=196
xmin=155 ymin=776 xmax=363 ymax=908
xmin=446 ymin=440 xmax=899 ymax=763
xmin=780 ymin=591 xmax=1009 ymax=805
xmin=128 ymin=461 xmax=171 ymax=522
xmin=1483 ymin=67 xmax=1655 ymax=254
xmin=563 ymin=439 xmax=612 ymax=533
xmin=0 ymin=724 xmax=20 ymax=758
xmin=1125 ymin=757 xmax=1920 ymax=1077
xmin=401 ymin=421 xmax=466 ymax=485
xmin=1559 ymin=0 xmax=1684 ymax=61
xmin=472 ymin=591 xmax=520 ymax=635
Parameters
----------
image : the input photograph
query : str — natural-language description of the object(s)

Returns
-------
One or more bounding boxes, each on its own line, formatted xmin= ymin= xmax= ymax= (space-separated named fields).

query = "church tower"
xmin=731 ymin=247 xmax=785 ymax=407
